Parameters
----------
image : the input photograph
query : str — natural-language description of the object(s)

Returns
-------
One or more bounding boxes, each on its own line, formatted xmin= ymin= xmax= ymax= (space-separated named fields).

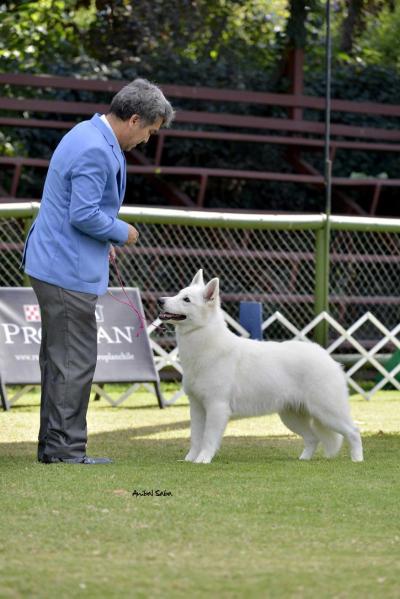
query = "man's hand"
xmin=109 ymin=245 xmax=116 ymax=262
xmin=126 ymin=224 xmax=139 ymax=245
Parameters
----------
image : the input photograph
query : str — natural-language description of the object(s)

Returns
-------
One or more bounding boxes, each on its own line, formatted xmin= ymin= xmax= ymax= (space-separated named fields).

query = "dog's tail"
xmin=310 ymin=418 xmax=343 ymax=457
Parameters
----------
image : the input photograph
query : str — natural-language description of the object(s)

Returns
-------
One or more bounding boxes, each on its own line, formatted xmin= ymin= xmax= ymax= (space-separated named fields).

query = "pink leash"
xmin=109 ymin=253 xmax=146 ymax=337
xmin=109 ymin=252 xmax=164 ymax=337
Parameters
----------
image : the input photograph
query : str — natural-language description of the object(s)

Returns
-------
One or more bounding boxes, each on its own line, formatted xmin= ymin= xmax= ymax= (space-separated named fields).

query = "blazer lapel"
xmin=119 ymin=154 xmax=126 ymax=204
xmin=112 ymin=145 xmax=126 ymax=202
xmin=91 ymin=114 xmax=126 ymax=201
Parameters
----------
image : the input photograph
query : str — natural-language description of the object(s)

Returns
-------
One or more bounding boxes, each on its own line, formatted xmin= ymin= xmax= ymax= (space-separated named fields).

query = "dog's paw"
xmin=194 ymin=451 xmax=213 ymax=464
xmin=299 ymin=450 xmax=313 ymax=460
xmin=184 ymin=450 xmax=198 ymax=462
xmin=351 ymin=454 xmax=364 ymax=463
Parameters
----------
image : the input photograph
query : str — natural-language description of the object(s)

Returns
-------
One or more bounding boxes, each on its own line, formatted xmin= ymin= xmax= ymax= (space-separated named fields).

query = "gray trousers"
xmin=30 ymin=276 xmax=98 ymax=460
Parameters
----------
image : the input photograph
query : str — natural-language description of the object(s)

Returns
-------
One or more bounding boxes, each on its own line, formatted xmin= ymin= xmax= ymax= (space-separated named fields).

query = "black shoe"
xmin=42 ymin=454 xmax=113 ymax=465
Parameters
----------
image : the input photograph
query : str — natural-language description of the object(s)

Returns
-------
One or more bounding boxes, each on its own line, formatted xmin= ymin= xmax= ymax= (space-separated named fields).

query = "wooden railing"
xmin=1 ymin=73 xmax=399 ymax=213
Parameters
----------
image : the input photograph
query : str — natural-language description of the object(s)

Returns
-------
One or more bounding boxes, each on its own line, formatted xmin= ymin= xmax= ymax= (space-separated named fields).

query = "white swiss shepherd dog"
xmin=158 ymin=270 xmax=363 ymax=465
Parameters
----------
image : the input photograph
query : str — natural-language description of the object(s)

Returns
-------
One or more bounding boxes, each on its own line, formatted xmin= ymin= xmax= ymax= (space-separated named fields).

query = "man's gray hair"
xmin=110 ymin=78 xmax=175 ymax=127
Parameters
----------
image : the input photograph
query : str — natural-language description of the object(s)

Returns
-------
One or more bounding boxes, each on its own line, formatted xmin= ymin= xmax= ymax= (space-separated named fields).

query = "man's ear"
xmin=203 ymin=278 xmax=219 ymax=302
xmin=129 ymin=114 xmax=141 ymax=127
xmin=191 ymin=269 xmax=204 ymax=286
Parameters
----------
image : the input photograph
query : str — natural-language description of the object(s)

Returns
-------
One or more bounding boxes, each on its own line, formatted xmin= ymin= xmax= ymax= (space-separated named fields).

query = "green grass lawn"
xmin=1 ymin=385 xmax=400 ymax=599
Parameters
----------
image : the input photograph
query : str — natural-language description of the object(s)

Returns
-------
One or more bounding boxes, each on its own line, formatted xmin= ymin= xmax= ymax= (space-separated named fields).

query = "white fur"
xmin=159 ymin=270 xmax=363 ymax=464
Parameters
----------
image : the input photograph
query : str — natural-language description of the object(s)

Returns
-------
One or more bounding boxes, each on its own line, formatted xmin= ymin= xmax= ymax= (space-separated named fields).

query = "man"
xmin=22 ymin=78 xmax=174 ymax=464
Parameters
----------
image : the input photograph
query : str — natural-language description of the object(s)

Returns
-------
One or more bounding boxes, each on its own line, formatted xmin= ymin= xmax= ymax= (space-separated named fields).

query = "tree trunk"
xmin=340 ymin=0 xmax=365 ymax=54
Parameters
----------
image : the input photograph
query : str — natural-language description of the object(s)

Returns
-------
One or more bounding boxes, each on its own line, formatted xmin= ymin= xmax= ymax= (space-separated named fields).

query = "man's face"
xmin=122 ymin=115 xmax=163 ymax=151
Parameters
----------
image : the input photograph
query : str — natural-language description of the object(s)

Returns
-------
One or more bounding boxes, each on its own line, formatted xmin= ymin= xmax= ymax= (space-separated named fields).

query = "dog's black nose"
xmin=157 ymin=298 xmax=165 ymax=308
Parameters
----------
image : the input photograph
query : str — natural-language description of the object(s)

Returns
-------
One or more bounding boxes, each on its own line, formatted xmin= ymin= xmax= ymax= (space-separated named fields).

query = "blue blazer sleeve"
xmin=69 ymin=147 xmax=129 ymax=244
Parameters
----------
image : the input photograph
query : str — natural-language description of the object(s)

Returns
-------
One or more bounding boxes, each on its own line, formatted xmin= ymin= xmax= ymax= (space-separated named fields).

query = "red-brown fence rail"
xmin=1 ymin=73 xmax=399 ymax=213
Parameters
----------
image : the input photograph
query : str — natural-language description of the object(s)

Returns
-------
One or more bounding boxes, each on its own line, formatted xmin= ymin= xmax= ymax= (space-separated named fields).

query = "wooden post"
xmin=287 ymin=48 xmax=304 ymax=121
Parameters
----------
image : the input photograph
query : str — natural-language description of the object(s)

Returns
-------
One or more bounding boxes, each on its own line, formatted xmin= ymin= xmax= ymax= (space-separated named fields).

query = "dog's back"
xmin=227 ymin=338 xmax=349 ymax=418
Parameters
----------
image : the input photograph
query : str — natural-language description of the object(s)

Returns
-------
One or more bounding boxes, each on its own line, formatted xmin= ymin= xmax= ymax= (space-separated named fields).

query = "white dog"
xmin=158 ymin=270 xmax=363 ymax=464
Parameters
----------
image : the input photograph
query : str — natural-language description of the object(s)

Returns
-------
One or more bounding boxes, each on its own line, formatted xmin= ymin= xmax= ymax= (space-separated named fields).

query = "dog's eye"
xmin=183 ymin=297 xmax=191 ymax=303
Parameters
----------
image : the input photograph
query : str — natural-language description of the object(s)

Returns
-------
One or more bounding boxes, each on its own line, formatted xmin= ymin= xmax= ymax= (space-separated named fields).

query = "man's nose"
xmin=157 ymin=298 xmax=166 ymax=308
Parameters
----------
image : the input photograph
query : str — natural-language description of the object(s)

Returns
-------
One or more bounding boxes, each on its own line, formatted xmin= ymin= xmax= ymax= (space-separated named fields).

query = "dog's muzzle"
xmin=157 ymin=298 xmax=187 ymax=322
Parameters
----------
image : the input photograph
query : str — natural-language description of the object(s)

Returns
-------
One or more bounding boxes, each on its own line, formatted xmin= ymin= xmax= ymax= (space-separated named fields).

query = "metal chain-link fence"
xmin=0 ymin=210 xmax=399 ymax=350
xmin=329 ymin=229 xmax=400 ymax=346
xmin=0 ymin=216 xmax=26 ymax=287
xmin=109 ymin=223 xmax=317 ymax=329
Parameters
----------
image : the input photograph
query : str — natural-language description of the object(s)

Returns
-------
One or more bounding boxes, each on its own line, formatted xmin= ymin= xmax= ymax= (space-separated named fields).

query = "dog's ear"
xmin=203 ymin=278 xmax=219 ymax=303
xmin=191 ymin=269 xmax=204 ymax=286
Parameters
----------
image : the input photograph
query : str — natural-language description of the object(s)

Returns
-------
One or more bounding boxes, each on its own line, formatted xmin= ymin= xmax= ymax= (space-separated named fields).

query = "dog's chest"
xmin=179 ymin=346 xmax=234 ymax=401
xmin=180 ymin=356 xmax=210 ymax=395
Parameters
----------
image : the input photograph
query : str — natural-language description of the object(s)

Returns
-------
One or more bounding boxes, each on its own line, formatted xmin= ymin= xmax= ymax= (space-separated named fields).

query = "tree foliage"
xmin=1 ymin=0 xmax=399 ymax=80
xmin=357 ymin=1 xmax=400 ymax=70
xmin=0 ymin=0 xmax=399 ymax=213
xmin=0 ymin=0 xmax=101 ymax=74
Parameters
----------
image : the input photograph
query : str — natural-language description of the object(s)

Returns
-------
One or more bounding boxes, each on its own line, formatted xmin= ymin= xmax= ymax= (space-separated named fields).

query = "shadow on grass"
xmin=128 ymin=419 xmax=191 ymax=436
xmin=1 ymin=427 xmax=399 ymax=467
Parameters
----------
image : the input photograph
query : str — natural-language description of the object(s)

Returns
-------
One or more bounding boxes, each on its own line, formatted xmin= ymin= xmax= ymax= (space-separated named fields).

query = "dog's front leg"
xmin=185 ymin=397 xmax=206 ymax=462
xmin=194 ymin=402 xmax=231 ymax=464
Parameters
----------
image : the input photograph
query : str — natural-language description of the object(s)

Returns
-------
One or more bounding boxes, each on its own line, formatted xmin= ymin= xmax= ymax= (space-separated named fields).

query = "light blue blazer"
xmin=22 ymin=114 xmax=129 ymax=295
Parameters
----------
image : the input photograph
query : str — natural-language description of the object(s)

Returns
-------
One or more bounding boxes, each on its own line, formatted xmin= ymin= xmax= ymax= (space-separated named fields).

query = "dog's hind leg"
xmin=279 ymin=409 xmax=319 ymax=460
xmin=185 ymin=396 xmax=206 ymax=462
xmin=310 ymin=418 xmax=343 ymax=458
xmin=312 ymin=411 xmax=363 ymax=462
xmin=194 ymin=402 xmax=231 ymax=464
